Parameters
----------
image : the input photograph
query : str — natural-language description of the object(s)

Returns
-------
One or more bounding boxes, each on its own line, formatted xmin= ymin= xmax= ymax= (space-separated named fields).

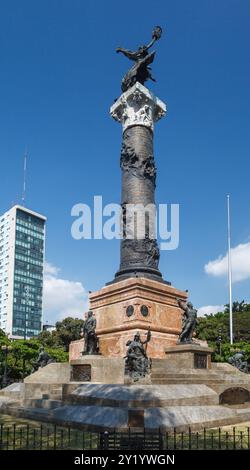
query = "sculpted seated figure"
xmin=228 ymin=351 xmax=249 ymax=374
xmin=125 ymin=329 xmax=151 ymax=381
xmin=31 ymin=347 xmax=54 ymax=373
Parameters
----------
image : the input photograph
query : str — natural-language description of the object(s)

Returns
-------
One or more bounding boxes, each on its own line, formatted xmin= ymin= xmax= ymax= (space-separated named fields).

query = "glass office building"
xmin=0 ymin=205 xmax=46 ymax=338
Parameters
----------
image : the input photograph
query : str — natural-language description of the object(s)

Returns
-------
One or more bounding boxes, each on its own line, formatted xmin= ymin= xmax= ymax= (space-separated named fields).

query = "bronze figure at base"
xmin=81 ymin=311 xmax=100 ymax=355
xmin=176 ymin=298 xmax=198 ymax=345
xmin=125 ymin=328 xmax=152 ymax=381
xmin=31 ymin=347 xmax=54 ymax=373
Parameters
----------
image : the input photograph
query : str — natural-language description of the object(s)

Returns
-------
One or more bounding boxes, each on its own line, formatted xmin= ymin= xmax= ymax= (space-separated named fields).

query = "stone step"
xmin=47 ymin=392 xmax=62 ymax=398
xmin=151 ymin=372 xmax=250 ymax=380
xmin=151 ymin=365 xmax=243 ymax=376
xmin=14 ymin=404 xmax=250 ymax=432
xmin=151 ymin=368 xmax=244 ymax=377
xmin=18 ymin=407 xmax=54 ymax=421
xmin=153 ymin=376 xmax=219 ymax=382
xmin=151 ymin=372 xmax=221 ymax=378
xmin=42 ymin=393 xmax=62 ymax=400
xmin=67 ymin=394 xmax=218 ymax=408
xmin=151 ymin=378 xmax=250 ymax=385
xmin=66 ymin=384 xmax=218 ymax=408
xmin=23 ymin=399 xmax=63 ymax=410
xmin=151 ymin=372 xmax=250 ymax=381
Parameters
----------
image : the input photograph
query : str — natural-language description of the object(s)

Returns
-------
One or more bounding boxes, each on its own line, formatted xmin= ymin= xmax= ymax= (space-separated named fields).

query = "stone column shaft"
xmin=110 ymin=82 xmax=167 ymax=282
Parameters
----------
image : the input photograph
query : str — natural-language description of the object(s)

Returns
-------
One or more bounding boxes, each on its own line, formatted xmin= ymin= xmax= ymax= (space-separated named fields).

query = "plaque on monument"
xmin=140 ymin=305 xmax=149 ymax=317
xmin=128 ymin=409 xmax=145 ymax=428
xmin=126 ymin=305 xmax=134 ymax=317
xmin=71 ymin=364 xmax=91 ymax=382
xmin=194 ymin=353 xmax=207 ymax=369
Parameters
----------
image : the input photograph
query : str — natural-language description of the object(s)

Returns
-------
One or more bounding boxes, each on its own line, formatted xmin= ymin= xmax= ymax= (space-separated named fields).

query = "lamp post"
xmin=218 ymin=327 xmax=222 ymax=358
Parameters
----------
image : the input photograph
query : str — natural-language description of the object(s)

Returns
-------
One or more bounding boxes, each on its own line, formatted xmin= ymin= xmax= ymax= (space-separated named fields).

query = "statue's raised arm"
xmin=144 ymin=26 xmax=162 ymax=51
xmin=176 ymin=299 xmax=198 ymax=344
xmin=116 ymin=26 xmax=163 ymax=92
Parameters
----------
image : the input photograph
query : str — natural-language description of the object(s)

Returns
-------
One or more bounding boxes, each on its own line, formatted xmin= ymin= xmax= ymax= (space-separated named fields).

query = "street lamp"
xmin=218 ymin=327 xmax=222 ymax=358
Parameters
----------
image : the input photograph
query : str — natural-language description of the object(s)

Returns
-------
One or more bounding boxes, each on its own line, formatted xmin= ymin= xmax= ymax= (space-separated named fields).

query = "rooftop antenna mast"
xmin=22 ymin=150 xmax=28 ymax=206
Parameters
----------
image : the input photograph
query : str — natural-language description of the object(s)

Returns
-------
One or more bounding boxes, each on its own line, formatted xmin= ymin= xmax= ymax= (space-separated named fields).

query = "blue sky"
xmin=1 ymin=0 xmax=250 ymax=321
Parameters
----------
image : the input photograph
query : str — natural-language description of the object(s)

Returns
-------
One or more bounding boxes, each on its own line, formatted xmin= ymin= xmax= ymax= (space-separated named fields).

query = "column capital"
xmin=110 ymin=82 xmax=166 ymax=132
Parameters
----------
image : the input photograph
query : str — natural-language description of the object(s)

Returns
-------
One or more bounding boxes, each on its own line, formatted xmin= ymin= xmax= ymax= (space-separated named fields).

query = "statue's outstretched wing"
xmin=116 ymin=48 xmax=138 ymax=61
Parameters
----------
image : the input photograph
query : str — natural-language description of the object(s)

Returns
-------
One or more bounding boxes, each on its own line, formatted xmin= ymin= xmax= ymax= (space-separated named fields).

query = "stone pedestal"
xmin=93 ymin=278 xmax=187 ymax=359
xmin=124 ymin=374 xmax=152 ymax=385
xmin=70 ymin=357 xmax=125 ymax=384
xmin=164 ymin=344 xmax=213 ymax=370
xmin=69 ymin=277 xmax=187 ymax=360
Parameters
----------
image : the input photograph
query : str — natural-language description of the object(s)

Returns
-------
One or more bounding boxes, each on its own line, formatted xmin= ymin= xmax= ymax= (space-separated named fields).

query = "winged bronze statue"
xmin=116 ymin=26 xmax=163 ymax=92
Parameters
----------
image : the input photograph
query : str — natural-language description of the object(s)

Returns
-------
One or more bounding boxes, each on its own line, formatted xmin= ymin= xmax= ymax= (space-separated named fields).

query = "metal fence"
xmin=0 ymin=424 xmax=250 ymax=450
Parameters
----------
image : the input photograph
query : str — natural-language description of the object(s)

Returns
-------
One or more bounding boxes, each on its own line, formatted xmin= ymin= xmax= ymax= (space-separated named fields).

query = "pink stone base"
xmin=69 ymin=277 xmax=188 ymax=360
xmin=97 ymin=329 xmax=179 ymax=359
xmin=69 ymin=339 xmax=84 ymax=361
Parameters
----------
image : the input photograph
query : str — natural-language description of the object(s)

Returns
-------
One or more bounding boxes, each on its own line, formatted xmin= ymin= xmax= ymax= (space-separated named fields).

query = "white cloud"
xmin=198 ymin=305 xmax=224 ymax=317
xmin=204 ymin=241 xmax=250 ymax=283
xmin=43 ymin=262 xmax=88 ymax=323
xmin=44 ymin=261 xmax=60 ymax=277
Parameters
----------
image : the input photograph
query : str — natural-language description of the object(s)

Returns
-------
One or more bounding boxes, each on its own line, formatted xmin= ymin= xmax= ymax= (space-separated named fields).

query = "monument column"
xmin=69 ymin=27 xmax=188 ymax=360
xmin=110 ymin=82 xmax=167 ymax=282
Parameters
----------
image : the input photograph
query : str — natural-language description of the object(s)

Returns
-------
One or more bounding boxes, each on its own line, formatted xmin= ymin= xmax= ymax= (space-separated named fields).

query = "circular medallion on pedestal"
xmin=126 ymin=305 xmax=134 ymax=317
xmin=140 ymin=305 xmax=149 ymax=317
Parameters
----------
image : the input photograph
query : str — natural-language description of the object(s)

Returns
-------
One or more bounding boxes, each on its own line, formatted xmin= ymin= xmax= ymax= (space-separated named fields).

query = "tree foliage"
xmin=0 ymin=326 xmax=69 ymax=384
xmin=196 ymin=302 xmax=250 ymax=343
xmin=196 ymin=301 xmax=250 ymax=362
xmin=54 ymin=317 xmax=84 ymax=351
xmin=212 ymin=342 xmax=250 ymax=363
xmin=37 ymin=317 xmax=84 ymax=352
xmin=224 ymin=300 xmax=246 ymax=313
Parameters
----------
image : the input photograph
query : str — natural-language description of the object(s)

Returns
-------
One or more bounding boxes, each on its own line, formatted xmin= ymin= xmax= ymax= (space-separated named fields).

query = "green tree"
xmin=0 ymin=328 xmax=10 ymax=347
xmin=1 ymin=332 xmax=69 ymax=384
xmin=196 ymin=302 xmax=250 ymax=344
xmin=54 ymin=317 xmax=84 ymax=352
xmin=196 ymin=301 xmax=250 ymax=362
xmin=224 ymin=300 xmax=246 ymax=313
xmin=212 ymin=342 xmax=250 ymax=363
xmin=7 ymin=340 xmax=40 ymax=379
xmin=0 ymin=330 xmax=11 ymax=381
xmin=37 ymin=316 xmax=85 ymax=352
xmin=37 ymin=330 xmax=60 ymax=348
xmin=46 ymin=347 xmax=68 ymax=363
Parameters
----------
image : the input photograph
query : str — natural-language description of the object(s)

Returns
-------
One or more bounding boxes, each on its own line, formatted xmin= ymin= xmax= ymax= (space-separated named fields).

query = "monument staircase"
xmin=23 ymin=384 xmax=63 ymax=411
xmin=1 ymin=358 xmax=250 ymax=431
xmin=151 ymin=360 xmax=250 ymax=390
